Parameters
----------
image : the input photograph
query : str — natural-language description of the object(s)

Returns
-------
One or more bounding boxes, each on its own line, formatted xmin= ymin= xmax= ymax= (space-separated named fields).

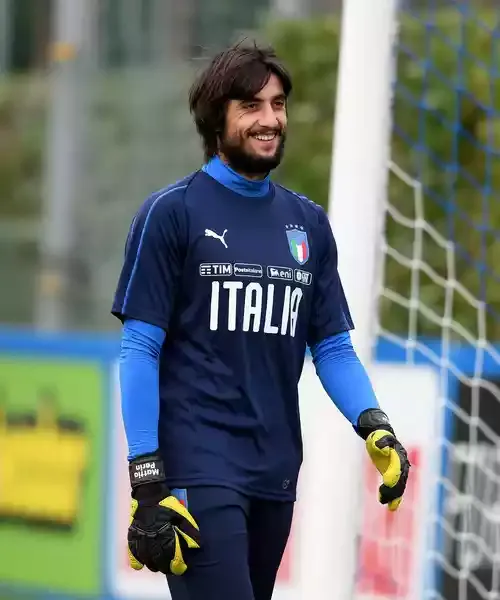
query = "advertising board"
xmin=0 ymin=354 xmax=106 ymax=595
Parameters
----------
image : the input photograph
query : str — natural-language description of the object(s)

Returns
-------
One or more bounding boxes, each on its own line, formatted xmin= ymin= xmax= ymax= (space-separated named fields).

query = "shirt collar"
xmin=202 ymin=156 xmax=271 ymax=197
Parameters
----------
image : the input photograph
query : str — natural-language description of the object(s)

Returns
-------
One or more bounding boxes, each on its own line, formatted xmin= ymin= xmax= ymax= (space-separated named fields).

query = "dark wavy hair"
xmin=189 ymin=41 xmax=292 ymax=161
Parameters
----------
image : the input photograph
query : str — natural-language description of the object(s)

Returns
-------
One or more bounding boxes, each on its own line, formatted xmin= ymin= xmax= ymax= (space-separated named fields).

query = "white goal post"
xmin=323 ymin=1 xmax=400 ymax=599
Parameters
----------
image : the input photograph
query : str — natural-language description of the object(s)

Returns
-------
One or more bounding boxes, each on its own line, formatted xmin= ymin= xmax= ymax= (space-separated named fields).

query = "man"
xmin=112 ymin=42 xmax=410 ymax=600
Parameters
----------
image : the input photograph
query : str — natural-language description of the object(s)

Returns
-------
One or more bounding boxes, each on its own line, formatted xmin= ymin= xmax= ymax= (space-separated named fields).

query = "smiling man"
xmin=112 ymin=42 xmax=410 ymax=600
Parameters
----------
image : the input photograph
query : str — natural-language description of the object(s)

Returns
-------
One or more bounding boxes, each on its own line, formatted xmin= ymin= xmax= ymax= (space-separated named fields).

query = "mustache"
xmin=247 ymin=127 xmax=283 ymax=136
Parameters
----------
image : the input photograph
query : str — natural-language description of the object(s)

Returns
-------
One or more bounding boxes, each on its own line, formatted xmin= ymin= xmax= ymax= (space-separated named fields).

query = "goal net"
xmin=360 ymin=3 xmax=500 ymax=600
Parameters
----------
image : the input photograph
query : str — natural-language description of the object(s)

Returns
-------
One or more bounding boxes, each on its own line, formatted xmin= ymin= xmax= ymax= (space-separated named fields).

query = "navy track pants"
xmin=167 ymin=486 xmax=294 ymax=600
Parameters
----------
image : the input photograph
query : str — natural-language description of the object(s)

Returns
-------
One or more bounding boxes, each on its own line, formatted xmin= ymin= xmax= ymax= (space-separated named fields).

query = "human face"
xmin=219 ymin=73 xmax=288 ymax=179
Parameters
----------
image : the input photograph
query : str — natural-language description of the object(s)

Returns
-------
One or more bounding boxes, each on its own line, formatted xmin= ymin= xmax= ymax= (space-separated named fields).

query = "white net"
xmin=373 ymin=3 xmax=500 ymax=600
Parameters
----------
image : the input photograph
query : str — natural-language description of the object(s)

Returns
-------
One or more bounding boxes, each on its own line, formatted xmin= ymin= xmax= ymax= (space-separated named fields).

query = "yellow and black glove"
xmin=127 ymin=453 xmax=201 ymax=576
xmin=355 ymin=408 xmax=411 ymax=511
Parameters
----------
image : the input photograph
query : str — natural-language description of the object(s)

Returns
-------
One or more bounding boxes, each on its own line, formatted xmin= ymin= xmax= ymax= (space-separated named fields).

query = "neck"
xmin=218 ymin=154 xmax=268 ymax=181
xmin=202 ymin=155 xmax=271 ymax=198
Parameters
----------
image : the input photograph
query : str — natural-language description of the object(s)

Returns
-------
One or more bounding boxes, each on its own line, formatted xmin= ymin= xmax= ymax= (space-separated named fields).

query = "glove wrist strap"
xmin=354 ymin=408 xmax=395 ymax=440
xmin=129 ymin=452 xmax=166 ymax=490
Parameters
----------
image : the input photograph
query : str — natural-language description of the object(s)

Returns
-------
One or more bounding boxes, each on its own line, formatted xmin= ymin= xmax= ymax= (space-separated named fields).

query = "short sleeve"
xmin=307 ymin=206 xmax=354 ymax=346
xmin=111 ymin=188 xmax=188 ymax=331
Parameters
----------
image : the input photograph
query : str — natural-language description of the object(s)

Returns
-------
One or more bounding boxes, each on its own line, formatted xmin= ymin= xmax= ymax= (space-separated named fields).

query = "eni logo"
xmin=0 ymin=388 xmax=89 ymax=529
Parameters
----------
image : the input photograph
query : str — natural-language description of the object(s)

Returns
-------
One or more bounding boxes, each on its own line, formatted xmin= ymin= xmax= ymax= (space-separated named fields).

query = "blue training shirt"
xmin=112 ymin=157 xmax=354 ymax=501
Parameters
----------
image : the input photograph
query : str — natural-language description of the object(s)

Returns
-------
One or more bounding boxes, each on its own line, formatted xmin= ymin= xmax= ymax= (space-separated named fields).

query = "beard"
xmin=219 ymin=129 xmax=286 ymax=176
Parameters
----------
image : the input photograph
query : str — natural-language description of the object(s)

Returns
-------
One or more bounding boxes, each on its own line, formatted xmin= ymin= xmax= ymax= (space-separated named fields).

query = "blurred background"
xmin=1 ymin=0 xmax=500 ymax=599
xmin=1 ymin=0 xmax=341 ymax=333
xmin=1 ymin=0 xmax=499 ymax=337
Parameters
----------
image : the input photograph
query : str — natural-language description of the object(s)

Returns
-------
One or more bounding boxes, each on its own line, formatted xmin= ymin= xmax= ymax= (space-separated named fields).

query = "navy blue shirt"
xmin=112 ymin=158 xmax=354 ymax=501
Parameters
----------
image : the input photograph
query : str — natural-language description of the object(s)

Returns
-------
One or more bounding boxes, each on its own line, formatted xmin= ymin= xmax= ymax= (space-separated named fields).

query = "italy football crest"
xmin=286 ymin=226 xmax=309 ymax=265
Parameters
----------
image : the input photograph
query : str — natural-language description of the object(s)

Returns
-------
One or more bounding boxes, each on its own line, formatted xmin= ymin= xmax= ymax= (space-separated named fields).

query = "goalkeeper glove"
xmin=355 ymin=408 xmax=411 ymax=511
xmin=127 ymin=453 xmax=201 ymax=576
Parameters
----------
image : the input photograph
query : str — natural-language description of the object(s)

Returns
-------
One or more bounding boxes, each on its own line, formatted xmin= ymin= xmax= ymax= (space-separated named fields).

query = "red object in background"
xmin=355 ymin=447 xmax=420 ymax=599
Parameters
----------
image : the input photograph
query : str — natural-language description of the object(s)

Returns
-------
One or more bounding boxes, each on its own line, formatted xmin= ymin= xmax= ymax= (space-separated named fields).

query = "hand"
xmin=355 ymin=409 xmax=411 ymax=511
xmin=127 ymin=454 xmax=201 ymax=575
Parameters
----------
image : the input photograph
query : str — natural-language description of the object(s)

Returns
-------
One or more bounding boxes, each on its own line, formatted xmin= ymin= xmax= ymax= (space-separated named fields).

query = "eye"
xmin=274 ymin=98 xmax=286 ymax=109
xmin=242 ymin=101 xmax=259 ymax=110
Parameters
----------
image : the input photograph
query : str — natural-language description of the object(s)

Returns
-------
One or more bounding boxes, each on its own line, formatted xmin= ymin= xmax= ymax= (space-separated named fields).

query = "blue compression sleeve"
xmin=310 ymin=331 xmax=379 ymax=425
xmin=119 ymin=319 xmax=166 ymax=460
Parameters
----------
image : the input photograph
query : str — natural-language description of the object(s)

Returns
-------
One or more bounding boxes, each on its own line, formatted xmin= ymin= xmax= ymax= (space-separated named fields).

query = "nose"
xmin=257 ymin=102 xmax=280 ymax=130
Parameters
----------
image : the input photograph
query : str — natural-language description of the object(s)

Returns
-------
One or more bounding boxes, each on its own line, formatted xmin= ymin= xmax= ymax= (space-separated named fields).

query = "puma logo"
xmin=205 ymin=228 xmax=228 ymax=249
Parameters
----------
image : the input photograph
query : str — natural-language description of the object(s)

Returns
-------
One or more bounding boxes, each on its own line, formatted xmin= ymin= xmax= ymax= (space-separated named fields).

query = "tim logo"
xmin=199 ymin=263 xmax=232 ymax=277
